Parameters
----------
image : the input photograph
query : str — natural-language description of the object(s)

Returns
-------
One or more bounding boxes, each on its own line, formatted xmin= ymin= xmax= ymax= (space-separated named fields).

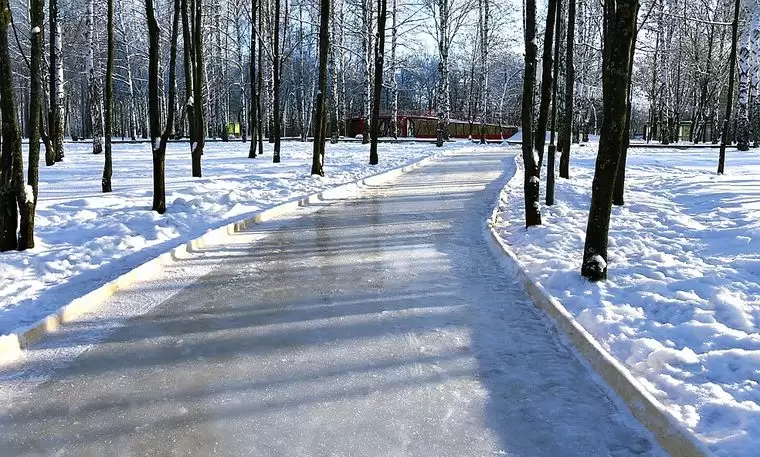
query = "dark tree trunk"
xmin=522 ymin=0 xmax=541 ymax=227
xmin=559 ymin=0 xmax=575 ymax=178
xmin=102 ymin=0 xmax=114 ymax=193
xmin=312 ymin=0 xmax=330 ymax=175
xmin=19 ymin=0 xmax=44 ymax=249
xmin=181 ymin=0 xmax=196 ymax=164
xmin=534 ymin=0 xmax=559 ymax=168
xmin=369 ymin=0 xmax=387 ymax=165
xmin=718 ymin=0 xmax=740 ymax=175
xmin=613 ymin=24 xmax=639 ymax=207
xmin=21 ymin=0 xmax=42 ymax=247
xmin=0 ymin=0 xmax=25 ymax=251
xmin=581 ymin=0 xmax=639 ymax=281
xmin=546 ymin=0 xmax=561 ymax=206
xmin=249 ymin=0 xmax=258 ymax=158
xmin=257 ymin=7 xmax=264 ymax=158
xmin=272 ymin=0 xmax=282 ymax=163
xmin=192 ymin=0 xmax=205 ymax=177
xmin=146 ymin=0 xmax=180 ymax=214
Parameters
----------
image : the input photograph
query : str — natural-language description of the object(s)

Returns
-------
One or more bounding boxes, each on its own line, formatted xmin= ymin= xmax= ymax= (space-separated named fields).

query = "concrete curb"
xmin=484 ymin=156 xmax=714 ymax=457
xmin=0 ymin=149 xmax=454 ymax=364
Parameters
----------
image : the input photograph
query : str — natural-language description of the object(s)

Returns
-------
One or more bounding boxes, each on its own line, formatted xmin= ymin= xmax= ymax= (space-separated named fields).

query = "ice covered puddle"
xmin=495 ymin=147 xmax=760 ymax=457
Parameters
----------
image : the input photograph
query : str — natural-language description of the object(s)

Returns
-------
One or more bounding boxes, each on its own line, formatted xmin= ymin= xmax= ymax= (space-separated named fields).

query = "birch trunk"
xmin=86 ymin=0 xmax=104 ymax=155
xmin=48 ymin=0 xmax=64 ymax=163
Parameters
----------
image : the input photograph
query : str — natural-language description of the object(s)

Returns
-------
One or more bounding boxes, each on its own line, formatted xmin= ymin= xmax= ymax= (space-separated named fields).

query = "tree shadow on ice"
xmin=1 ymin=151 xmax=661 ymax=457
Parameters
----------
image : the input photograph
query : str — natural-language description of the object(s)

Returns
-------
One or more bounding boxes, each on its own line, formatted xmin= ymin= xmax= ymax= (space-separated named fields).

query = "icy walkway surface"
xmin=0 ymin=150 xmax=664 ymax=457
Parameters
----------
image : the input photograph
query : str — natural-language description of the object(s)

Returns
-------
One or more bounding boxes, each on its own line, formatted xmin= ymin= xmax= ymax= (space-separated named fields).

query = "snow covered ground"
xmin=0 ymin=140 xmax=441 ymax=336
xmin=494 ymin=145 xmax=760 ymax=457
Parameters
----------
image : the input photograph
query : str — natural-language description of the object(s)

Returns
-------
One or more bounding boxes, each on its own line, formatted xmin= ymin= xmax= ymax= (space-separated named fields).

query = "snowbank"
xmin=0 ymin=140 xmax=442 ymax=335
xmin=495 ymin=147 xmax=760 ymax=457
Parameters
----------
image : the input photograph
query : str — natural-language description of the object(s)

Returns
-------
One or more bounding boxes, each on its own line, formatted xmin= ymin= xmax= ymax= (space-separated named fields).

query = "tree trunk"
xmin=581 ymin=0 xmax=638 ymax=281
xmin=272 ymin=0 xmax=282 ymax=162
xmin=546 ymin=0 xmax=561 ymax=206
xmin=390 ymin=0 xmax=397 ymax=139
xmin=0 ymin=0 xmax=26 ymax=251
xmin=329 ymin=0 xmax=339 ymax=143
xmin=257 ymin=5 xmax=264 ymax=157
xmin=192 ymin=0 xmax=205 ymax=176
xmin=522 ymin=0 xmax=541 ymax=227
xmin=146 ymin=0 xmax=180 ymax=214
xmin=559 ymin=0 xmax=575 ymax=178
xmin=249 ymin=0 xmax=258 ymax=157
xmin=102 ymin=0 xmax=114 ymax=193
xmin=370 ymin=0 xmax=387 ymax=165
xmin=478 ymin=0 xmax=489 ymax=144
xmin=736 ymin=12 xmax=755 ymax=151
xmin=20 ymin=0 xmax=45 ymax=249
xmin=435 ymin=0 xmax=449 ymax=146
xmin=182 ymin=0 xmax=196 ymax=158
xmin=48 ymin=0 xmax=64 ymax=163
xmin=86 ymin=0 xmax=104 ymax=155
xmin=534 ymin=0 xmax=559 ymax=166
xmin=718 ymin=0 xmax=740 ymax=174
xmin=312 ymin=0 xmax=330 ymax=176
xmin=362 ymin=0 xmax=373 ymax=144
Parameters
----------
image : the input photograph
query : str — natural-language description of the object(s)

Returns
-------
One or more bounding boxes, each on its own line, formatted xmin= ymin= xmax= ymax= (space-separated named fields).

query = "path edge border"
xmin=484 ymin=155 xmax=715 ymax=457
xmin=0 ymin=148 xmax=454 ymax=364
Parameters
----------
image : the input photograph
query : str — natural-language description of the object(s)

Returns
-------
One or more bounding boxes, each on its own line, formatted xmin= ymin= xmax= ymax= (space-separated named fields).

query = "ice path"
xmin=0 ymin=150 xmax=665 ymax=457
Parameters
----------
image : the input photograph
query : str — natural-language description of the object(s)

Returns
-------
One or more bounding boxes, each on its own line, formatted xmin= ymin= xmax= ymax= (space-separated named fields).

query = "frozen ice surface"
xmin=0 ymin=148 xmax=664 ymax=457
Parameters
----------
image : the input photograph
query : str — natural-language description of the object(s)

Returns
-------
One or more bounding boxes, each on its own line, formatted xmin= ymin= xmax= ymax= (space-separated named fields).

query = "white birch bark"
xmin=362 ymin=0 xmax=373 ymax=143
xmin=86 ymin=0 xmax=104 ymax=154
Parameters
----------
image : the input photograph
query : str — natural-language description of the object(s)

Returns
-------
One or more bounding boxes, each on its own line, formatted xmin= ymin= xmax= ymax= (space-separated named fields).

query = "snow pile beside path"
xmin=0 ymin=140 xmax=449 ymax=335
xmin=495 ymin=147 xmax=760 ymax=457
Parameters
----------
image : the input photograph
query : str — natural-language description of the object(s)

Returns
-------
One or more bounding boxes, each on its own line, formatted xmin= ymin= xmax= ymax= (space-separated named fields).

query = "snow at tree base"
xmin=494 ymin=144 xmax=760 ymax=457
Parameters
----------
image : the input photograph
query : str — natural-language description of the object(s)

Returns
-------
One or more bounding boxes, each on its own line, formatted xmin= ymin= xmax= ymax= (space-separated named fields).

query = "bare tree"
xmin=146 ymin=0 xmax=180 ymax=213
xmin=0 ymin=0 xmax=28 ymax=251
xmin=521 ymin=0 xmax=541 ymax=227
xmin=102 ymin=0 xmax=115 ymax=192
xmin=580 ymin=0 xmax=639 ymax=281
xmin=534 ymin=0 xmax=559 ymax=163
xmin=313 ymin=0 xmax=330 ymax=175
xmin=370 ymin=0 xmax=387 ymax=164
xmin=558 ymin=0 xmax=575 ymax=178
xmin=48 ymin=0 xmax=64 ymax=163
xmin=19 ymin=0 xmax=44 ymax=249
xmin=86 ymin=0 xmax=104 ymax=155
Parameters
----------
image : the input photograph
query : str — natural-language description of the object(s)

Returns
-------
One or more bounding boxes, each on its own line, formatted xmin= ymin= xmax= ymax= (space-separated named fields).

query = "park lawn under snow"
xmin=0 ymin=139 xmax=442 ymax=336
xmin=495 ymin=146 xmax=760 ymax=457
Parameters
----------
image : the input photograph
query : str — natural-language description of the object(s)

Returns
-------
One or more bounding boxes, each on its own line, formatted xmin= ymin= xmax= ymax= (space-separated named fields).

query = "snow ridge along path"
xmin=0 ymin=148 xmax=665 ymax=457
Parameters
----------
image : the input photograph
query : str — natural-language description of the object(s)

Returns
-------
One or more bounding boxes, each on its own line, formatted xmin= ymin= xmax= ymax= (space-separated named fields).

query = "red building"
xmin=345 ymin=115 xmax=517 ymax=140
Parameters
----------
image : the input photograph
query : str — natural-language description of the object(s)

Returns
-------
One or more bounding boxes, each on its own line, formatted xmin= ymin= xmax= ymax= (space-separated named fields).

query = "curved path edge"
xmin=485 ymin=155 xmax=715 ymax=457
xmin=0 ymin=149 xmax=452 ymax=364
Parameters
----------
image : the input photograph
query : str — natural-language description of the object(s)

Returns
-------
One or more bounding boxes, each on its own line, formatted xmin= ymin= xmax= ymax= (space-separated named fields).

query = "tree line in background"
xmin=0 ymin=0 xmax=754 ymax=269
xmin=1 ymin=0 xmax=534 ymax=252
